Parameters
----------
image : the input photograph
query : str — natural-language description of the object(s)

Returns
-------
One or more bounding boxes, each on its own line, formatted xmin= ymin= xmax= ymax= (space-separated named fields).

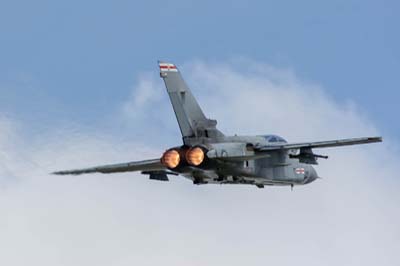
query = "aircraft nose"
xmin=304 ymin=166 xmax=318 ymax=184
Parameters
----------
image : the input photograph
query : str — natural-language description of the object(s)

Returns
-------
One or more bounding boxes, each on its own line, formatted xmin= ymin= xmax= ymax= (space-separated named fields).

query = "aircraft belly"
xmin=180 ymin=171 xmax=301 ymax=187
xmin=177 ymin=156 xmax=307 ymax=186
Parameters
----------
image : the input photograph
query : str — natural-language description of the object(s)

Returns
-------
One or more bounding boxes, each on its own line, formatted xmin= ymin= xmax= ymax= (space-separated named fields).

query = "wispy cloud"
xmin=0 ymin=60 xmax=398 ymax=266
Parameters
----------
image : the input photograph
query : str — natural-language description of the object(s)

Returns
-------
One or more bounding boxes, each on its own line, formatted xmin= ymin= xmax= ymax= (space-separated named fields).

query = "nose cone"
xmin=304 ymin=166 xmax=319 ymax=184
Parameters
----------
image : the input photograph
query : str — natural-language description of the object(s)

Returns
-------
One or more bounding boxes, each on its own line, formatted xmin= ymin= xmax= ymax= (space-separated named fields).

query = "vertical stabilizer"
xmin=158 ymin=61 xmax=223 ymax=144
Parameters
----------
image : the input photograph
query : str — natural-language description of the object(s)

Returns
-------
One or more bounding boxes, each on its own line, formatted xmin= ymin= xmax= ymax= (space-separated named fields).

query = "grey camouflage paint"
xmin=53 ymin=62 xmax=382 ymax=189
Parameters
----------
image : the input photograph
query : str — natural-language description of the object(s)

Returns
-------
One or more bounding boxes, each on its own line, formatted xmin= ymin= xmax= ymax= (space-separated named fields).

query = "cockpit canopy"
xmin=262 ymin=135 xmax=287 ymax=143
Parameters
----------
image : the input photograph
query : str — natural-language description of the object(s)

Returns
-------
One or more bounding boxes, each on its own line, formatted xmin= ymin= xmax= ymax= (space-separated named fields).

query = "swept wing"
xmin=255 ymin=136 xmax=382 ymax=164
xmin=53 ymin=159 xmax=165 ymax=175
xmin=255 ymin=137 xmax=382 ymax=151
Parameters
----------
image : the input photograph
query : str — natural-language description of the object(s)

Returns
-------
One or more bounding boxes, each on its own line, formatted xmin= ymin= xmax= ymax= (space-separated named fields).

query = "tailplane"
xmin=159 ymin=61 xmax=223 ymax=144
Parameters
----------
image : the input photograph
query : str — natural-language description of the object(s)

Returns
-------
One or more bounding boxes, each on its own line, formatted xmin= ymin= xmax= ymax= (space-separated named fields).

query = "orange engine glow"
xmin=161 ymin=149 xmax=181 ymax=169
xmin=186 ymin=147 xmax=205 ymax=166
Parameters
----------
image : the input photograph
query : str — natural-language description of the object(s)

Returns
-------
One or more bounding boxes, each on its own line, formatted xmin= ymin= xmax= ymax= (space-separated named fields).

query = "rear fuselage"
xmin=165 ymin=134 xmax=318 ymax=187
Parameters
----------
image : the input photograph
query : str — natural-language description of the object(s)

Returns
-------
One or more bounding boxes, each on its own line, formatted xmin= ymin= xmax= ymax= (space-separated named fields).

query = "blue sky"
xmin=1 ymin=0 xmax=399 ymax=138
xmin=1 ymin=1 xmax=400 ymax=265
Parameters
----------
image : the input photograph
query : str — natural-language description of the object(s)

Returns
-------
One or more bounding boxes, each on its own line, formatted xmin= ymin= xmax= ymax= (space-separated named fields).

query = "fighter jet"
xmin=53 ymin=62 xmax=382 ymax=188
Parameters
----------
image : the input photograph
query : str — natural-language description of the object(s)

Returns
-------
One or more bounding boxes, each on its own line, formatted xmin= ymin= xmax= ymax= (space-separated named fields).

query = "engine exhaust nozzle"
xmin=161 ymin=149 xmax=180 ymax=169
xmin=186 ymin=147 xmax=205 ymax=166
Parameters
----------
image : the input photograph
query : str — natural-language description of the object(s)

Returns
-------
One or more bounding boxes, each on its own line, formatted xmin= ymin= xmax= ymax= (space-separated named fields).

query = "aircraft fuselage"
xmin=170 ymin=134 xmax=319 ymax=188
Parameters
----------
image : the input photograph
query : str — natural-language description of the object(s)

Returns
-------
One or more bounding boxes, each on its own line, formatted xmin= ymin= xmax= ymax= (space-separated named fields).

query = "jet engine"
xmin=161 ymin=149 xmax=181 ymax=169
xmin=185 ymin=146 xmax=206 ymax=166
xmin=161 ymin=146 xmax=209 ymax=169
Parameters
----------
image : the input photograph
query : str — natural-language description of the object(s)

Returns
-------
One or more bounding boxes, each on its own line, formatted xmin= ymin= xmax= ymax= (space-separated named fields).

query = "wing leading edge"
xmin=256 ymin=137 xmax=382 ymax=151
xmin=53 ymin=159 xmax=165 ymax=175
xmin=254 ymin=136 xmax=382 ymax=165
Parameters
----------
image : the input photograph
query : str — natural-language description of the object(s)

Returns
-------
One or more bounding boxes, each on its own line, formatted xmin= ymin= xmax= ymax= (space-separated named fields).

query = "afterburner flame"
xmin=186 ymin=147 xmax=205 ymax=166
xmin=161 ymin=149 xmax=180 ymax=169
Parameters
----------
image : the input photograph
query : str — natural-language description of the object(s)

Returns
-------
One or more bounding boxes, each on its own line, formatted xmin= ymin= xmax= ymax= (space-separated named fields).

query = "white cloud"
xmin=0 ymin=60 xmax=399 ymax=266
xmin=122 ymin=73 xmax=163 ymax=118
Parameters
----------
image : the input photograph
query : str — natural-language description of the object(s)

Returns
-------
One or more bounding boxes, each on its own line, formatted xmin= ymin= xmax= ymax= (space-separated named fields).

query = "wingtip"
xmin=51 ymin=170 xmax=75 ymax=175
xmin=370 ymin=136 xmax=383 ymax=142
xmin=51 ymin=171 xmax=64 ymax=175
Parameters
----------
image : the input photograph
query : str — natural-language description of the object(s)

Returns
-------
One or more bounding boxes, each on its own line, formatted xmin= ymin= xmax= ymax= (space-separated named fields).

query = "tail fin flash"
xmin=158 ymin=61 xmax=223 ymax=144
